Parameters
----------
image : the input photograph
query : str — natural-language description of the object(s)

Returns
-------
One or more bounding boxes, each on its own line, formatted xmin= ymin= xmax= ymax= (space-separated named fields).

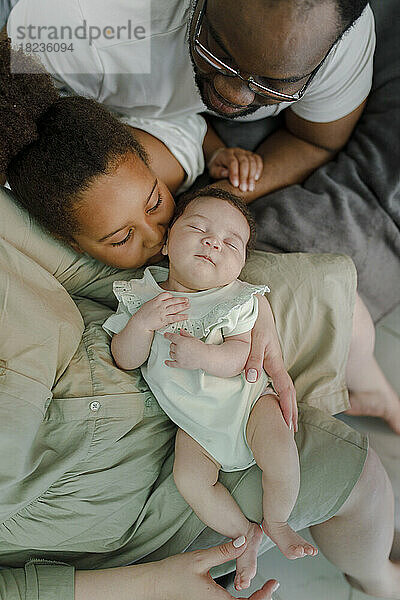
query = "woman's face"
xmin=71 ymin=153 xmax=175 ymax=269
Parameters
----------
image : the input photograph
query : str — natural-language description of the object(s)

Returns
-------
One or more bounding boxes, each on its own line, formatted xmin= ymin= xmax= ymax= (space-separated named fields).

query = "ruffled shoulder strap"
xmin=111 ymin=266 xmax=165 ymax=314
xmin=112 ymin=280 xmax=144 ymax=313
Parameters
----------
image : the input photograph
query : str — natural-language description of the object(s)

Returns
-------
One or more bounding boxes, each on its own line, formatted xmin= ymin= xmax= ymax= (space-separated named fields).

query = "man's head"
xmin=189 ymin=0 xmax=368 ymax=119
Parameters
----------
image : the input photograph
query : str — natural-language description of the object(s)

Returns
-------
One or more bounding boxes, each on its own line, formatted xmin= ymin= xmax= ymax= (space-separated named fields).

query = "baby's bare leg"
xmin=345 ymin=294 xmax=400 ymax=434
xmin=173 ymin=428 xmax=262 ymax=591
xmin=247 ymin=394 xmax=318 ymax=560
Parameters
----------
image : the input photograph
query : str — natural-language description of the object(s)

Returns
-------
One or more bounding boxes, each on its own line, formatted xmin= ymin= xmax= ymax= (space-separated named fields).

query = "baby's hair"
xmin=0 ymin=38 xmax=148 ymax=243
xmin=173 ymin=186 xmax=256 ymax=256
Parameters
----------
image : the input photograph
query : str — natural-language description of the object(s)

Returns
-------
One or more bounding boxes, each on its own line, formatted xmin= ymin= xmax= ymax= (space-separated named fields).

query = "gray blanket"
xmin=211 ymin=0 xmax=400 ymax=323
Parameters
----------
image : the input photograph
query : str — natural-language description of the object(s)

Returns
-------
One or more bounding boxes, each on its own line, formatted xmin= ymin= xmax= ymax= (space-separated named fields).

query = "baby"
xmin=103 ymin=187 xmax=318 ymax=591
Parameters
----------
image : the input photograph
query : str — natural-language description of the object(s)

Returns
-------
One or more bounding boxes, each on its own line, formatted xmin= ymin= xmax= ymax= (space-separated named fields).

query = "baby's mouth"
xmin=195 ymin=254 xmax=215 ymax=266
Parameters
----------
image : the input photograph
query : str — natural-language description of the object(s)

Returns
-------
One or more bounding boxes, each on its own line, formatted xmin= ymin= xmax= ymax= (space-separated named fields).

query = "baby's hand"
xmin=164 ymin=330 xmax=205 ymax=369
xmin=136 ymin=292 xmax=189 ymax=331
xmin=208 ymin=146 xmax=263 ymax=192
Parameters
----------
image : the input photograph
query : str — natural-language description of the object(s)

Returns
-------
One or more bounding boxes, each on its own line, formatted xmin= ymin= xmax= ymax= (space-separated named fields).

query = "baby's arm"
xmin=111 ymin=293 xmax=189 ymax=370
xmin=111 ymin=316 xmax=154 ymax=371
xmin=200 ymin=332 xmax=251 ymax=377
xmin=164 ymin=330 xmax=251 ymax=378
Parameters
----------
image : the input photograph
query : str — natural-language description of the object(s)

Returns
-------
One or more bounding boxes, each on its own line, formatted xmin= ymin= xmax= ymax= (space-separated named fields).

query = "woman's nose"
xmin=142 ymin=222 xmax=165 ymax=249
xmin=213 ymin=73 xmax=255 ymax=107
xmin=202 ymin=236 xmax=222 ymax=251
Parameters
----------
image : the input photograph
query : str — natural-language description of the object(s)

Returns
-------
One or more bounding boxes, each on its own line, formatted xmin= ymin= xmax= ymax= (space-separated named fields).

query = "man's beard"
xmin=188 ymin=46 xmax=261 ymax=120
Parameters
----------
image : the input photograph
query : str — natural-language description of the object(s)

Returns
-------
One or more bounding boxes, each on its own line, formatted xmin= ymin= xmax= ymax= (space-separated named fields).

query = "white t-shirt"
xmin=8 ymin=0 xmax=375 ymax=123
xmin=7 ymin=0 xmax=375 ymax=182
xmin=116 ymin=114 xmax=207 ymax=193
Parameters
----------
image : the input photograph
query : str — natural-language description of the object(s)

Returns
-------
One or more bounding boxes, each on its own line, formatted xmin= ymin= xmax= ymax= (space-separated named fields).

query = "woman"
xmin=1 ymin=39 xmax=400 ymax=599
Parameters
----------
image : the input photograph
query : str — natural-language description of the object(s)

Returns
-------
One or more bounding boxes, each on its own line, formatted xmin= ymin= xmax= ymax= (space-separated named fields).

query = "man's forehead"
xmin=206 ymin=0 xmax=339 ymax=77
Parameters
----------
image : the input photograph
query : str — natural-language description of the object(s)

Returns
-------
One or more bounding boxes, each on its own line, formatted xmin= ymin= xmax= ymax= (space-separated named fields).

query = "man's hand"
xmin=164 ymin=330 xmax=206 ymax=370
xmin=208 ymin=147 xmax=263 ymax=192
xmin=136 ymin=293 xmax=189 ymax=332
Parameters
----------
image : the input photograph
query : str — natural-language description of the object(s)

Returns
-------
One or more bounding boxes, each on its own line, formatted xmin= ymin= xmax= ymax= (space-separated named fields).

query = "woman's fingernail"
xmin=247 ymin=369 xmax=258 ymax=383
xmin=272 ymin=582 xmax=280 ymax=592
xmin=233 ymin=535 xmax=246 ymax=548
xmin=289 ymin=422 xmax=293 ymax=430
xmin=232 ymin=179 xmax=239 ymax=187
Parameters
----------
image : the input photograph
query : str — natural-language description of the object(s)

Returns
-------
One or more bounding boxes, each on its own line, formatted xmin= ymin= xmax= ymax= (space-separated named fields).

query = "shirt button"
xmin=89 ymin=401 xmax=101 ymax=412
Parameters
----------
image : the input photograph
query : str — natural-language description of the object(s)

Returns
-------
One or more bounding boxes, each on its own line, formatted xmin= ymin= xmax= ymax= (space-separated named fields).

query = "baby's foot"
xmin=262 ymin=520 xmax=318 ymax=560
xmin=234 ymin=522 xmax=263 ymax=591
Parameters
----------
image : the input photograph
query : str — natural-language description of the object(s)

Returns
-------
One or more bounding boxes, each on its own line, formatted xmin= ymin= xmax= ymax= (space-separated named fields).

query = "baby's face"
xmin=165 ymin=196 xmax=250 ymax=291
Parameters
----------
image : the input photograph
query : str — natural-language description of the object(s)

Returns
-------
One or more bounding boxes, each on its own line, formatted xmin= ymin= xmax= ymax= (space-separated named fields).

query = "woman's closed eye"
xmin=111 ymin=228 xmax=134 ymax=247
xmin=147 ymin=191 xmax=163 ymax=214
xmin=189 ymin=225 xmax=206 ymax=232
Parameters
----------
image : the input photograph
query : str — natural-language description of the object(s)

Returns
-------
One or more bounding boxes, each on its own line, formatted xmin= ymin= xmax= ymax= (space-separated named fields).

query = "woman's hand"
xmin=156 ymin=537 xmax=280 ymax=600
xmin=75 ymin=538 xmax=280 ymax=600
xmin=245 ymin=295 xmax=298 ymax=432
xmin=208 ymin=147 xmax=263 ymax=193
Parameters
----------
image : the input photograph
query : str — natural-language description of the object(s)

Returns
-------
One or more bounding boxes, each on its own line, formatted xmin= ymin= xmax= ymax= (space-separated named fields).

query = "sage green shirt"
xmin=0 ymin=187 xmax=367 ymax=599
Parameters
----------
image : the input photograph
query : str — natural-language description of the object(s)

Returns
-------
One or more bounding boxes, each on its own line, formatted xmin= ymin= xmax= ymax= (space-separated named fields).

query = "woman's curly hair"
xmin=0 ymin=38 xmax=147 ymax=242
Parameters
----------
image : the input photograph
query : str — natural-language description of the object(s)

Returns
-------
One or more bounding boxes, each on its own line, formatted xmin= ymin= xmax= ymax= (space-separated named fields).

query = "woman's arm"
xmin=202 ymin=120 xmax=226 ymax=166
xmin=245 ymin=295 xmax=297 ymax=431
xmin=75 ymin=538 xmax=279 ymax=600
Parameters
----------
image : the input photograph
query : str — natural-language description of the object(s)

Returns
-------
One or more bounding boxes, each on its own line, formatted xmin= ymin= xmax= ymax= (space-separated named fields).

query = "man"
xmin=5 ymin=0 xmax=374 ymax=197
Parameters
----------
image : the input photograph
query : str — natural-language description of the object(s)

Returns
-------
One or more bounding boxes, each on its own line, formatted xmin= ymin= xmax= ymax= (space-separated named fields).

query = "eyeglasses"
xmin=193 ymin=0 xmax=327 ymax=103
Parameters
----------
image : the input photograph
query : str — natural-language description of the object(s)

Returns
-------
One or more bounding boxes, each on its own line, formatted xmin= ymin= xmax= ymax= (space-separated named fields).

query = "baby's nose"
xmin=202 ymin=236 xmax=222 ymax=251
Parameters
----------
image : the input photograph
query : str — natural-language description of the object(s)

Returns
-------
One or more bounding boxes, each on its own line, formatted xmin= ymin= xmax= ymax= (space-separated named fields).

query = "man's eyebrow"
xmin=98 ymin=179 xmax=157 ymax=242
xmin=207 ymin=18 xmax=312 ymax=84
